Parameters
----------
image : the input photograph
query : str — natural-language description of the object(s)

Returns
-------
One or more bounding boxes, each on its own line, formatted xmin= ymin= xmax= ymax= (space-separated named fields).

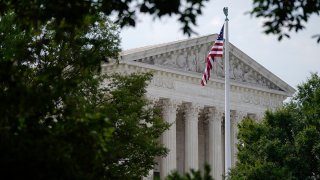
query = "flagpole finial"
xmin=223 ymin=7 xmax=229 ymax=21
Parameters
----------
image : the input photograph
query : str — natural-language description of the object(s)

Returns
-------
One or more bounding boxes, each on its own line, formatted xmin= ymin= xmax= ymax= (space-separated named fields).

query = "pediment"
xmin=120 ymin=34 xmax=295 ymax=96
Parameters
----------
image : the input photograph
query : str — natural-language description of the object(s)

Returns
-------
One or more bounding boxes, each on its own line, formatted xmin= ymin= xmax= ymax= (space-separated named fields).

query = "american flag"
xmin=201 ymin=25 xmax=224 ymax=86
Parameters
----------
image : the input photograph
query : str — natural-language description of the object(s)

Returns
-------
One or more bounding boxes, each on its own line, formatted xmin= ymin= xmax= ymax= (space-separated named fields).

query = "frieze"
xmin=150 ymin=76 xmax=175 ymax=89
xmin=241 ymin=93 xmax=282 ymax=108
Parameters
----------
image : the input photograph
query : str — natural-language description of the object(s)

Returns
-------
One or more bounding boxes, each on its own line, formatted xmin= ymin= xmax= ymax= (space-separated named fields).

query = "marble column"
xmin=231 ymin=110 xmax=246 ymax=166
xmin=184 ymin=103 xmax=200 ymax=171
xmin=143 ymin=98 xmax=157 ymax=180
xmin=142 ymin=169 xmax=153 ymax=180
xmin=160 ymin=99 xmax=178 ymax=179
xmin=208 ymin=107 xmax=223 ymax=180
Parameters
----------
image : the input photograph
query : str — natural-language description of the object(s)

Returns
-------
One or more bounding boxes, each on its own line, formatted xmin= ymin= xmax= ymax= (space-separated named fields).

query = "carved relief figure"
xmin=148 ymin=56 xmax=155 ymax=64
xmin=265 ymin=79 xmax=270 ymax=88
xmin=196 ymin=45 xmax=207 ymax=73
xmin=161 ymin=52 xmax=178 ymax=68
xmin=214 ymin=58 xmax=224 ymax=78
xmin=243 ymin=66 xmax=255 ymax=83
xmin=176 ymin=51 xmax=187 ymax=70
xmin=233 ymin=63 xmax=243 ymax=81
xmin=257 ymin=75 xmax=268 ymax=87
xmin=229 ymin=57 xmax=236 ymax=80
xmin=261 ymin=77 xmax=267 ymax=87
xmin=187 ymin=49 xmax=197 ymax=72
xmin=250 ymin=71 xmax=258 ymax=84
xmin=155 ymin=54 xmax=167 ymax=65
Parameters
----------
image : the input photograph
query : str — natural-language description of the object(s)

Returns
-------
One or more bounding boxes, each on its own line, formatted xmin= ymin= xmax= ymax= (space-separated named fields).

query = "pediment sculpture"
xmin=136 ymin=43 xmax=283 ymax=91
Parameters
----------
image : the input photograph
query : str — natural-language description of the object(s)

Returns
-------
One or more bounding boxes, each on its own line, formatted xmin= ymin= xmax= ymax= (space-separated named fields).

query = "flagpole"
xmin=223 ymin=7 xmax=231 ymax=176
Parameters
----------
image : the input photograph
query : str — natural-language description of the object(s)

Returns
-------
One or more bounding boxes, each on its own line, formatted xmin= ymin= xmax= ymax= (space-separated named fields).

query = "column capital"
xmin=183 ymin=102 xmax=201 ymax=121
xmin=207 ymin=107 xmax=224 ymax=123
xmin=148 ymin=96 xmax=160 ymax=104
xmin=234 ymin=110 xmax=247 ymax=123
xmin=160 ymin=98 xmax=181 ymax=117
xmin=184 ymin=102 xmax=201 ymax=111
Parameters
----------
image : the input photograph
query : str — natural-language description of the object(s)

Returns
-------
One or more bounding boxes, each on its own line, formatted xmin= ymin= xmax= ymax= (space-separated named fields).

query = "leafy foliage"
xmin=166 ymin=164 xmax=214 ymax=180
xmin=0 ymin=12 xmax=169 ymax=179
xmin=229 ymin=73 xmax=320 ymax=179
xmin=0 ymin=0 xmax=209 ymax=37
xmin=102 ymin=73 xmax=170 ymax=179
xmin=1 ymin=0 xmax=318 ymax=41
xmin=250 ymin=0 xmax=320 ymax=43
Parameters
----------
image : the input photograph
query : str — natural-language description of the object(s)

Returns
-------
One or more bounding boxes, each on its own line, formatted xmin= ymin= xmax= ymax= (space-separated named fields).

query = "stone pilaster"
xmin=184 ymin=103 xmax=200 ymax=171
xmin=160 ymin=99 xmax=179 ymax=179
xmin=208 ymin=107 xmax=223 ymax=180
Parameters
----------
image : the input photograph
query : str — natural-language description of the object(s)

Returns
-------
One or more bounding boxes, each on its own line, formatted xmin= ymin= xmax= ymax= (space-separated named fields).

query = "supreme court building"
xmin=102 ymin=34 xmax=295 ymax=180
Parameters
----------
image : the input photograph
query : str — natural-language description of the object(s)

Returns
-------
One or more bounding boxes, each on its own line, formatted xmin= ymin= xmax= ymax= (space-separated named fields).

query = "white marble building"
xmin=102 ymin=34 xmax=295 ymax=180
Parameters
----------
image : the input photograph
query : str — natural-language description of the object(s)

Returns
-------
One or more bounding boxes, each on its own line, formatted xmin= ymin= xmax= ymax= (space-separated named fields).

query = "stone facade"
xmin=102 ymin=34 xmax=295 ymax=179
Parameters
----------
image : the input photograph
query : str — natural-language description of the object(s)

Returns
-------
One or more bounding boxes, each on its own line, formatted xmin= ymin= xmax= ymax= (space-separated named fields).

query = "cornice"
xmin=102 ymin=61 xmax=290 ymax=99
xmin=120 ymin=34 xmax=217 ymax=62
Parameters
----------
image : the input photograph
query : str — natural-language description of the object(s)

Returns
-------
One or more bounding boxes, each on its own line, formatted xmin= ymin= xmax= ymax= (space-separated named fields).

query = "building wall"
xmin=103 ymin=63 xmax=290 ymax=180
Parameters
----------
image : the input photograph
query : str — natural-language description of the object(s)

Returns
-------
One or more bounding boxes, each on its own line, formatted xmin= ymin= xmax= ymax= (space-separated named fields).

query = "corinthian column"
xmin=231 ymin=110 xmax=246 ymax=166
xmin=208 ymin=107 xmax=223 ymax=180
xmin=160 ymin=99 xmax=179 ymax=179
xmin=184 ymin=103 xmax=200 ymax=171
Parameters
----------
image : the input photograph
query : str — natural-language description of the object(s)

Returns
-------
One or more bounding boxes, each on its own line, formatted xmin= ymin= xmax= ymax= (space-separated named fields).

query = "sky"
xmin=119 ymin=0 xmax=320 ymax=90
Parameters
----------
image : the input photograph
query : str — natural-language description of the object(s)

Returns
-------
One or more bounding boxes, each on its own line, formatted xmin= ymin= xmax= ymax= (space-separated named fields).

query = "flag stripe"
xmin=211 ymin=47 xmax=223 ymax=50
xmin=201 ymin=25 xmax=224 ymax=86
xmin=209 ymin=51 xmax=223 ymax=55
xmin=214 ymin=42 xmax=224 ymax=46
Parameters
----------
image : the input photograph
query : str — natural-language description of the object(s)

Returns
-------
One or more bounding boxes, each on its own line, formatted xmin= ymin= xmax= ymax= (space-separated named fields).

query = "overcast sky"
xmin=120 ymin=0 xmax=320 ymax=90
